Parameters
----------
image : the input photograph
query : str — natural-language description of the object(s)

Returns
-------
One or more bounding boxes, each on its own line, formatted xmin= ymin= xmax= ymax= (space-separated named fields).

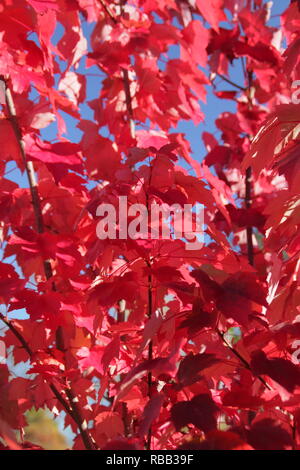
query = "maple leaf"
xmin=171 ymin=394 xmax=219 ymax=432
xmin=250 ymin=351 xmax=300 ymax=393
xmin=176 ymin=353 xmax=218 ymax=387
xmin=242 ymin=104 xmax=300 ymax=176
xmin=138 ymin=394 xmax=164 ymax=437
xmin=0 ymin=120 xmax=22 ymax=163
xmin=27 ymin=0 xmax=60 ymax=13
xmin=95 ymin=411 xmax=124 ymax=444
xmin=196 ymin=0 xmax=226 ymax=32
xmin=192 ymin=269 xmax=268 ymax=325
xmin=26 ymin=136 xmax=82 ymax=165
xmin=0 ymin=419 xmax=21 ymax=450
xmin=182 ymin=20 xmax=209 ymax=67
xmin=247 ymin=418 xmax=293 ymax=450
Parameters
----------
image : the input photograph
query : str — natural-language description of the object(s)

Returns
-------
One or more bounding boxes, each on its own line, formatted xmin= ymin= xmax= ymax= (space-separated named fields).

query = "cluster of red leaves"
xmin=0 ymin=0 xmax=299 ymax=451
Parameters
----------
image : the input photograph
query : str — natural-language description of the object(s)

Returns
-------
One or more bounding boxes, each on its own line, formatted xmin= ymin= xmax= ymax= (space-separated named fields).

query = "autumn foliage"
xmin=0 ymin=0 xmax=300 ymax=451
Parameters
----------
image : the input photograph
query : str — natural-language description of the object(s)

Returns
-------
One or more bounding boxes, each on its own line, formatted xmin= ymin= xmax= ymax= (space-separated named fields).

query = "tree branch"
xmin=1 ymin=77 xmax=96 ymax=450
xmin=0 ymin=313 xmax=33 ymax=359
xmin=146 ymin=271 xmax=153 ymax=450
xmin=65 ymin=388 xmax=94 ymax=450
xmin=98 ymin=0 xmax=117 ymax=24
xmin=215 ymin=73 xmax=246 ymax=92
xmin=245 ymin=68 xmax=254 ymax=267
xmin=0 ymin=314 xmax=80 ymax=425
xmin=0 ymin=311 xmax=96 ymax=449
xmin=245 ymin=166 xmax=254 ymax=266
xmin=122 ymin=67 xmax=136 ymax=139
xmin=98 ymin=0 xmax=136 ymax=139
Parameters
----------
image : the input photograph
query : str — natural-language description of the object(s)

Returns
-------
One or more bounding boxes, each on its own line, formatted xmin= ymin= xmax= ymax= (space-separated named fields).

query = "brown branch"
xmin=2 ymin=77 xmax=52 ymax=276
xmin=215 ymin=73 xmax=246 ymax=92
xmin=292 ymin=416 xmax=297 ymax=450
xmin=49 ymin=384 xmax=74 ymax=417
xmin=245 ymin=166 xmax=254 ymax=266
xmin=0 ymin=308 xmax=97 ymax=448
xmin=145 ymin=239 xmax=154 ymax=450
xmin=0 ymin=313 xmax=33 ymax=358
xmin=98 ymin=1 xmax=136 ymax=139
xmin=117 ymin=299 xmax=126 ymax=323
xmin=122 ymin=402 xmax=130 ymax=438
xmin=4 ymin=85 xmax=44 ymax=230
xmin=1 ymin=77 xmax=95 ymax=450
xmin=0 ymin=313 xmax=79 ymax=424
xmin=146 ymin=271 xmax=153 ymax=451
xmin=122 ymin=67 xmax=136 ymax=139
xmin=245 ymin=68 xmax=254 ymax=267
xmin=98 ymin=0 xmax=117 ymax=24
xmin=65 ymin=388 xmax=95 ymax=450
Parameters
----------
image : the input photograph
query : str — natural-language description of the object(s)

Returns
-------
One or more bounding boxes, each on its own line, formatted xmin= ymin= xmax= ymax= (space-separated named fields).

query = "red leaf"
xmin=196 ymin=0 xmax=226 ymax=32
xmin=171 ymin=394 xmax=219 ymax=432
xmin=101 ymin=439 xmax=141 ymax=450
xmin=177 ymin=353 xmax=218 ymax=386
xmin=138 ymin=394 xmax=164 ymax=437
xmin=95 ymin=412 xmax=124 ymax=441
xmin=26 ymin=137 xmax=82 ymax=165
xmin=178 ymin=431 xmax=252 ymax=450
xmin=250 ymin=351 xmax=300 ymax=392
xmin=247 ymin=418 xmax=293 ymax=450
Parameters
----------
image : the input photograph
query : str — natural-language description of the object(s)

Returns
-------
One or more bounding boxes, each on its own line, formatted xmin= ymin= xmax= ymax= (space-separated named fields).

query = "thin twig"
xmin=65 ymin=388 xmax=94 ymax=450
xmin=245 ymin=68 xmax=254 ymax=267
xmin=98 ymin=0 xmax=117 ymax=24
xmin=215 ymin=73 xmax=246 ymax=91
xmin=245 ymin=166 xmax=254 ymax=266
xmin=98 ymin=0 xmax=136 ymax=139
xmin=0 ymin=313 xmax=33 ymax=358
xmin=216 ymin=329 xmax=272 ymax=390
xmin=49 ymin=384 xmax=74 ymax=417
xmin=122 ymin=67 xmax=136 ymax=139
xmin=0 ymin=313 xmax=82 ymax=428
xmin=146 ymin=271 xmax=153 ymax=450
